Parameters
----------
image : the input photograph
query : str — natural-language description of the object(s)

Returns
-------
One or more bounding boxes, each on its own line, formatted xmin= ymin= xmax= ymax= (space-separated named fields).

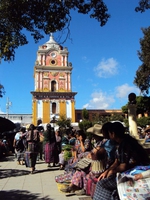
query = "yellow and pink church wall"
xmin=35 ymin=72 xmax=70 ymax=92
xmin=31 ymin=34 xmax=77 ymax=125
xmin=32 ymin=99 xmax=74 ymax=125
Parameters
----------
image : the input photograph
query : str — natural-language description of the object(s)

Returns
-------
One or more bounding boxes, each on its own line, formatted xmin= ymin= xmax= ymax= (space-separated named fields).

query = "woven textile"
xmin=44 ymin=142 xmax=57 ymax=163
xmin=93 ymin=174 xmax=119 ymax=200
xmin=24 ymin=151 xmax=37 ymax=168
xmin=91 ymin=160 xmax=105 ymax=174
xmin=27 ymin=142 xmax=36 ymax=152
xmin=75 ymin=158 xmax=91 ymax=171
xmin=86 ymin=177 xmax=97 ymax=198
xmin=55 ymin=172 xmax=72 ymax=183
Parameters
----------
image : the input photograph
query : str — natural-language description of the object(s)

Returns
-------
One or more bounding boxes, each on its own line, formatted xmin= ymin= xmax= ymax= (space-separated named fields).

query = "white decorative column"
xmin=128 ymin=93 xmax=138 ymax=139
xmin=43 ymin=54 xmax=45 ymax=65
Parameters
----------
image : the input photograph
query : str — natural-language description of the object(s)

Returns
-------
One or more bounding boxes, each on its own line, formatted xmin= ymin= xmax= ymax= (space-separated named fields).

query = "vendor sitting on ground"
xmin=58 ymin=130 xmax=92 ymax=170
xmin=59 ymin=123 xmax=116 ymax=195
xmin=93 ymin=122 xmax=150 ymax=200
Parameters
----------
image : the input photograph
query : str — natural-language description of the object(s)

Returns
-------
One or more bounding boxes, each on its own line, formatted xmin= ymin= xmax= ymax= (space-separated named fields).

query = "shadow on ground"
xmin=0 ymin=168 xmax=30 ymax=179
xmin=0 ymin=167 xmax=60 ymax=179
xmin=0 ymin=190 xmax=53 ymax=200
xmin=0 ymin=155 xmax=60 ymax=178
xmin=35 ymin=167 xmax=59 ymax=174
xmin=0 ymin=155 xmax=15 ymax=162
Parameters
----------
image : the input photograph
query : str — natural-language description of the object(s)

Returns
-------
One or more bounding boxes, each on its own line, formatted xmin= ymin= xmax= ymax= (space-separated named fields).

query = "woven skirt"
xmin=44 ymin=142 xmax=57 ymax=163
xmin=24 ymin=151 xmax=37 ymax=168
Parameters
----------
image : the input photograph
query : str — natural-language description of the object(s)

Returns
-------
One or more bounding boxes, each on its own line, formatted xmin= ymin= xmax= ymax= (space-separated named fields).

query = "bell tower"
xmin=31 ymin=34 xmax=77 ymax=125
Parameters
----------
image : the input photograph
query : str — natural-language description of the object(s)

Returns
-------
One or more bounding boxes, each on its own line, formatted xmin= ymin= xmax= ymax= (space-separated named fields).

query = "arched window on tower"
xmin=51 ymin=80 xmax=56 ymax=91
xmin=52 ymin=102 xmax=56 ymax=114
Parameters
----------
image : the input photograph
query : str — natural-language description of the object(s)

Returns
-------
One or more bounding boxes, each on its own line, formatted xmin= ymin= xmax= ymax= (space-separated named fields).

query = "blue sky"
xmin=0 ymin=1 xmax=150 ymax=114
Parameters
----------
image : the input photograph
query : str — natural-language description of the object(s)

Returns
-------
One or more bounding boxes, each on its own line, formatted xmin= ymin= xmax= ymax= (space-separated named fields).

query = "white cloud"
xmin=82 ymin=84 xmax=140 ymax=109
xmin=115 ymin=84 xmax=140 ymax=98
xmin=94 ymin=58 xmax=118 ymax=78
xmin=83 ymin=91 xmax=115 ymax=109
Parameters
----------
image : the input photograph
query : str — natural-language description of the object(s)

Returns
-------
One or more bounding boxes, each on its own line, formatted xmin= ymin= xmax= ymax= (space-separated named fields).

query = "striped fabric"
xmin=24 ymin=151 xmax=37 ymax=168
xmin=93 ymin=175 xmax=119 ymax=200
xmin=44 ymin=142 xmax=57 ymax=163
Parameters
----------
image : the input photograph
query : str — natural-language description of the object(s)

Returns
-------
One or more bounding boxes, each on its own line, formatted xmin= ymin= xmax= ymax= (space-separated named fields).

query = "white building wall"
xmin=37 ymin=100 xmax=43 ymax=120
xmin=66 ymin=100 xmax=71 ymax=119
xmin=0 ymin=114 xmax=32 ymax=125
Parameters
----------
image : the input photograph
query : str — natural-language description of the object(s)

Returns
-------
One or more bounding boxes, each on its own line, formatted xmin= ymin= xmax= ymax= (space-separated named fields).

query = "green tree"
xmin=135 ymin=0 xmax=150 ymax=13
xmin=82 ymin=108 xmax=89 ymax=120
xmin=57 ymin=115 xmax=71 ymax=128
xmin=0 ymin=0 xmax=110 ymax=62
xmin=79 ymin=119 xmax=92 ymax=133
xmin=136 ymin=96 xmax=150 ymax=115
xmin=134 ymin=27 xmax=150 ymax=95
xmin=121 ymin=104 xmax=128 ymax=114
xmin=98 ymin=115 xmax=110 ymax=124
xmin=0 ymin=0 xmax=148 ymax=62
xmin=109 ymin=113 xmax=125 ymax=122
xmin=91 ymin=113 xmax=102 ymax=124
xmin=137 ymin=116 xmax=150 ymax=127
xmin=56 ymin=115 xmax=71 ymax=135
xmin=121 ymin=96 xmax=150 ymax=116
xmin=79 ymin=108 xmax=92 ymax=132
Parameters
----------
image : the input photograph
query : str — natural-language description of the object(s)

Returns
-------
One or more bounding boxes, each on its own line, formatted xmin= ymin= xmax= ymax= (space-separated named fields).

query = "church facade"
xmin=31 ymin=34 xmax=77 ymax=125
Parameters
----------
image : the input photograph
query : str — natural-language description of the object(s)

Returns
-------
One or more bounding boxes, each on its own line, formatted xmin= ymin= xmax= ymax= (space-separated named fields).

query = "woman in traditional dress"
xmin=25 ymin=124 xmax=40 ymax=174
xmin=60 ymin=122 xmax=116 ymax=195
xmin=55 ymin=129 xmax=62 ymax=155
xmin=43 ymin=123 xmax=58 ymax=167
xmin=72 ymin=129 xmax=92 ymax=161
xmin=55 ymin=130 xmax=92 ymax=183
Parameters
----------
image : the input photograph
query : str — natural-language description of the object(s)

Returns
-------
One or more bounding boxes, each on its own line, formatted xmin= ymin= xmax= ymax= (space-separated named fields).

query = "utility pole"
xmin=6 ymin=97 xmax=12 ymax=119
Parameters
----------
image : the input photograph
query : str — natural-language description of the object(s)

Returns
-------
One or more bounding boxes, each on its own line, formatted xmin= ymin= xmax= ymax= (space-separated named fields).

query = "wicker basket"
xmin=57 ymin=182 xmax=69 ymax=192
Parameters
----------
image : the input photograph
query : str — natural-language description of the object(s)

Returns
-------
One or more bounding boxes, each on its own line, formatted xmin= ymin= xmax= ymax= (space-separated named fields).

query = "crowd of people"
xmin=138 ymin=126 xmax=150 ymax=142
xmin=55 ymin=122 xmax=150 ymax=199
xmin=12 ymin=123 xmax=79 ymax=174
xmin=0 ymin=121 xmax=150 ymax=199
